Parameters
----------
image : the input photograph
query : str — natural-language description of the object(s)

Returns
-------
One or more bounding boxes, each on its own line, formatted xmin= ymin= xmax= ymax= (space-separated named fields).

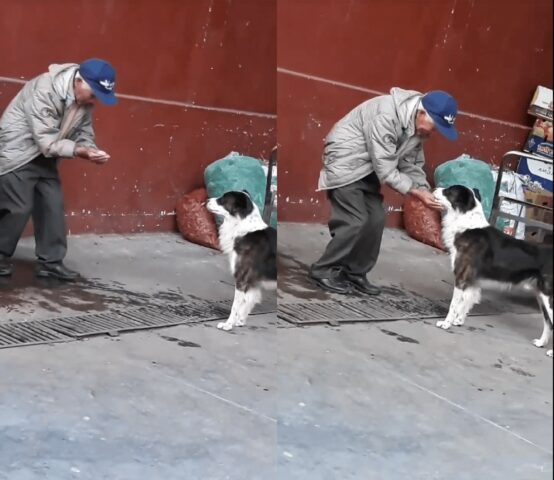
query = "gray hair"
xmin=417 ymin=105 xmax=434 ymax=124
xmin=75 ymin=71 xmax=92 ymax=91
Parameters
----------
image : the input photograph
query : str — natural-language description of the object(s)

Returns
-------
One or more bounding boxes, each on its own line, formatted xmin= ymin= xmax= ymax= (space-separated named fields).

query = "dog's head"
xmin=433 ymin=185 xmax=482 ymax=214
xmin=206 ymin=190 xmax=254 ymax=220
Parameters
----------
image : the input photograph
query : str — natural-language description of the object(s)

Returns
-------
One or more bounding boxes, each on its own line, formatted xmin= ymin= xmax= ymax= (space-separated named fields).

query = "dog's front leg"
xmin=218 ymin=289 xmax=245 ymax=331
xmin=437 ymin=287 xmax=480 ymax=330
xmin=451 ymin=287 xmax=481 ymax=326
xmin=234 ymin=288 xmax=262 ymax=327
xmin=437 ymin=287 xmax=462 ymax=329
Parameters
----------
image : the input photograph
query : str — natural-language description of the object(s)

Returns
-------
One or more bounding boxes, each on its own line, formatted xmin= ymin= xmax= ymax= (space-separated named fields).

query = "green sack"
xmin=434 ymin=154 xmax=495 ymax=218
xmin=263 ymin=163 xmax=278 ymax=229
xmin=204 ymin=152 xmax=272 ymax=225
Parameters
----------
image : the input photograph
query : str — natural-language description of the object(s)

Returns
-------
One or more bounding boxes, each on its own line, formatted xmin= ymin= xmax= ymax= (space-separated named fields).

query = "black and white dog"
xmin=434 ymin=185 xmax=553 ymax=357
xmin=207 ymin=191 xmax=276 ymax=331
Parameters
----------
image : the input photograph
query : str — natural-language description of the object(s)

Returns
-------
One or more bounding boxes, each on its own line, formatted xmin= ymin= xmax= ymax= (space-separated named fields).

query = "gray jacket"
xmin=0 ymin=63 xmax=97 ymax=176
xmin=318 ymin=88 xmax=431 ymax=194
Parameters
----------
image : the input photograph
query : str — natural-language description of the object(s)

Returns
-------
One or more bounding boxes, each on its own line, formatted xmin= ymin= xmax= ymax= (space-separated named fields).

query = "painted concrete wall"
xmin=0 ymin=0 xmax=276 ymax=234
xmin=277 ymin=0 xmax=553 ymax=226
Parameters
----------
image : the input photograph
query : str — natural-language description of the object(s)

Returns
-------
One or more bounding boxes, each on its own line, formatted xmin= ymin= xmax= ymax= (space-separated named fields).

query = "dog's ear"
xmin=241 ymin=189 xmax=251 ymax=197
xmin=472 ymin=188 xmax=481 ymax=201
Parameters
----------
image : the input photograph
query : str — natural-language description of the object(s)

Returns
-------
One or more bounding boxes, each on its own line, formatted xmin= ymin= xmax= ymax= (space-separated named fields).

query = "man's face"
xmin=415 ymin=110 xmax=435 ymax=139
xmin=74 ymin=78 xmax=97 ymax=107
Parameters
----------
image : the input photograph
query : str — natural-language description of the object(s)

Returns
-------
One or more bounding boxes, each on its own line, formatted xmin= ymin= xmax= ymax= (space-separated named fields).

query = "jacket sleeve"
xmin=398 ymin=145 xmax=431 ymax=190
xmin=23 ymin=89 xmax=76 ymax=158
xmin=71 ymin=111 xmax=98 ymax=149
xmin=366 ymin=115 xmax=414 ymax=194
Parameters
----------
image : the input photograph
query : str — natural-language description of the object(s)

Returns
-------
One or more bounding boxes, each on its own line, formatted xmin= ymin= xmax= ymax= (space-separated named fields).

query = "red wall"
xmin=277 ymin=0 xmax=553 ymax=225
xmin=0 ymin=0 xmax=276 ymax=234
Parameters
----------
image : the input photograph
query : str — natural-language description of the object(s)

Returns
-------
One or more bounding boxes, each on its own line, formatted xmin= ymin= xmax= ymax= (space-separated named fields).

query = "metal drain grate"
xmin=278 ymin=289 xmax=452 ymax=325
xmin=277 ymin=289 xmax=511 ymax=326
xmin=0 ymin=297 xmax=276 ymax=349
xmin=0 ymin=321 xmax=71 ymax=348
xmin=40 ymin=301 xmax=231 ymax=338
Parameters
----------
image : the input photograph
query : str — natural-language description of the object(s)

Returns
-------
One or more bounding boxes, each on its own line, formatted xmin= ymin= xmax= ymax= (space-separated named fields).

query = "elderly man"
xmin=310 ymin=88 xmax=459 ymax=294
xmin=0 ymin=58 xmax=117 ymax=280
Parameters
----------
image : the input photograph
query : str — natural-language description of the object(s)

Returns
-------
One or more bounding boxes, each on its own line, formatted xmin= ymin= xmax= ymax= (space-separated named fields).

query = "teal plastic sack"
xmin=434 ymin=154 xmax=495 ymax=218
xmin=262 ymin=162 xmax=278 ymax=229
xmin=204 ymin=152 xmax=272 ymax=225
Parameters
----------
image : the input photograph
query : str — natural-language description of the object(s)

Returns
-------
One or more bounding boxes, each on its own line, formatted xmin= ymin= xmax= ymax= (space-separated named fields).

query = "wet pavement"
xmin=0 ymin=229 xmax=552 ymax=479
xmin=0 ymin=233 xmax=232 ymax=323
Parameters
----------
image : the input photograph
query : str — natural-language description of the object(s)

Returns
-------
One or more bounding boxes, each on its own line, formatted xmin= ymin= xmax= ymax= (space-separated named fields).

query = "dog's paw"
xmin=436 ymin=319 xmax=452 ymax=330
xmin=217 ymin=321 xmax=233 ymax=331
xmin=547 ymin=349 xmax=553 ymax=357
xmin=452 ymin=318 xmax=465 ymax=326
xmin=533 ymin=338 xmax=547 ymax=348
xmin=235 ymin=319 xmax=246 ymax=327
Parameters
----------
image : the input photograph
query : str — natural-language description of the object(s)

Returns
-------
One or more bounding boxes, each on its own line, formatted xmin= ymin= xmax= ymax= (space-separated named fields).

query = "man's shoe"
xmin=310 ymin=274 xmax=352 ymax=294
xmin=346 ymin=276 xmax=381 ymax=295
xmin=0 ymin=257 xmax=12 ymax=277
xmin=36 ymin=262 xmax=80 ymax=281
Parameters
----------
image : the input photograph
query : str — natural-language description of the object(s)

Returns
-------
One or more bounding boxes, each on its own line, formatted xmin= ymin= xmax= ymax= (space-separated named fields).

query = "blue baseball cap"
xmin=421 ymin=90 xmax=458 ymax=140
xmin=79 ymin=58 xmax=118 ymax=106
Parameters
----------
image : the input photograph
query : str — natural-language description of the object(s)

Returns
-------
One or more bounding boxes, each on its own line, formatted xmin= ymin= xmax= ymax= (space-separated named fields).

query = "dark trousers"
xmin=310 ymin=173 xmax=386 ymax=279
xmin=0 ymin=155 xmax=67 ymax=264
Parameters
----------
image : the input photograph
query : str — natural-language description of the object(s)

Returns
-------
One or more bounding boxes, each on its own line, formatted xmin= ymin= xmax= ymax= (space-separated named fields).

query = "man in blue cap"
xmin=0 ymin=59 xmax=117 ymax=280
xmin=310 ymin=88 xmax=459 ymax=294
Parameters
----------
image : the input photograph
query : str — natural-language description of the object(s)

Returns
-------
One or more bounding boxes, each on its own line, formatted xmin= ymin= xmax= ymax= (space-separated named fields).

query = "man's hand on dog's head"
xmin=409 ymin=189 xmax=444 ymax=211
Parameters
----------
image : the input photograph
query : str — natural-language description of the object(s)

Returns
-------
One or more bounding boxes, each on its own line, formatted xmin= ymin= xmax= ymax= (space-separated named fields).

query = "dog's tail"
xmin=539 ymin=245 xmax=553 ymax=268
xmin=538 ymin=246 xmax=553 ymax=295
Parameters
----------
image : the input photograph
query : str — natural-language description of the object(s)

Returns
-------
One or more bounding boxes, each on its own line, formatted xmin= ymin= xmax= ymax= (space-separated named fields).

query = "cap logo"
xmin=444 ymin=114 xmax=456 ymax=125
xmin=99 ymin=79 xmax=115 ymax=91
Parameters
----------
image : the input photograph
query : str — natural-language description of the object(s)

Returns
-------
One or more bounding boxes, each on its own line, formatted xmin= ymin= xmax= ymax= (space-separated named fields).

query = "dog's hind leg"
xmin=235 ymin=288 xmax=262 ymax=327
xmin=437 ymin=287 xmax=481 ymax=329
xmin=218 ymin=288 xmax=246 ymax=331
xmin=533 ymin=293 xmax=553 ymax=357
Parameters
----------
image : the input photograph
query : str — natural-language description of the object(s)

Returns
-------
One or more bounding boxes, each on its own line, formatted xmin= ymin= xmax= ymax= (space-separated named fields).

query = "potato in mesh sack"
xmin=176 ymin=188 xmax=219 ymax=250
xmin=403 ymin=194 xmax=445 ymax=251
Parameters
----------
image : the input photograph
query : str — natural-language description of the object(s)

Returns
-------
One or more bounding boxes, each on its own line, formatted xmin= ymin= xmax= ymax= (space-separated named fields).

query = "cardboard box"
xmin=524 ymin=189 xmax=553 ymax=224
xmin=527 ymin=118 xmax=553 ymax=148
xmin=518 ymin=119 xmax=553 ymax=191
xmin=530 ymin=118 xmax=553 ymax=141
xmin=524 ymin=134 xmax=553 ymax=159
xmin=525 ymin=226 xmax=553 ymax=244
xmin=528 ymin=85 xmax=553 ymax=121
xmin=518 ymin=157 xmax=553 ymax=192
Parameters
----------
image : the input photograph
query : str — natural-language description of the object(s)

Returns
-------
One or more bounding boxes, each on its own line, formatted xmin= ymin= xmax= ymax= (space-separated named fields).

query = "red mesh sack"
xmin=176 ymin=188 xmax=220 ymax=250
xmin=403 ymin=195 xmax=445 ymax=251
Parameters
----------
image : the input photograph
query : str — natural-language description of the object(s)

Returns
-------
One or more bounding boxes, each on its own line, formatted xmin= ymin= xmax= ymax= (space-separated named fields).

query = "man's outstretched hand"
xmin=409 ymin=189 xmax=443 ymax=211
xmin=74 ymin=146 xmax=110 ymax=164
